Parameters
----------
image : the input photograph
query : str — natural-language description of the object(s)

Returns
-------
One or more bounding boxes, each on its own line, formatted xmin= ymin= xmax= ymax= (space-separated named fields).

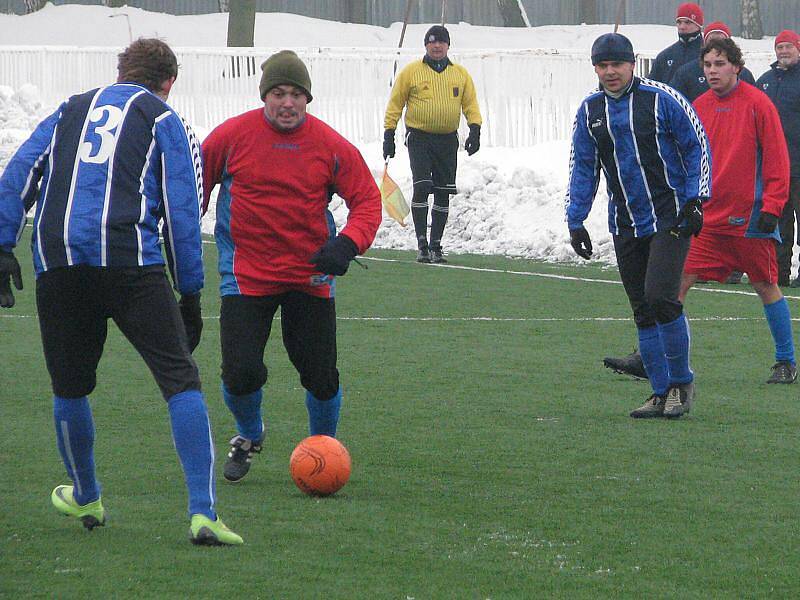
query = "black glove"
xmin=383 ymin=129 xmax=396 ymax=160
xmin=670 ymin=198 xmax=703 ymax=238
xmin=756 ymin=211 xmax=779 ymax=234
xmin=569 ymin=227 xmax=593 ymax=260
xmin=309 ymin=234 xmax=358 ymax=276
xmin=465 ymin=124 xmax=480 ymax=156
xmin=179 ymin=293 xmax=202 ymax=352
xmin=0 ymin=250 xmax=23 ymax=308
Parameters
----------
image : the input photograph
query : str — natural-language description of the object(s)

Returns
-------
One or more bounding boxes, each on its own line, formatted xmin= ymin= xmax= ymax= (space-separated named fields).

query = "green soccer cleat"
xmin=51 ymin=485 xmax=106 ymax=530
xmin=189 ymin=514 xmax=244 ymax=546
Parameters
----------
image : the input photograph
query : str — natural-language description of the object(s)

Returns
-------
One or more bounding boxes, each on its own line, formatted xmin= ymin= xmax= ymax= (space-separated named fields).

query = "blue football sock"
xmin=222 ymin=386 xmax=264 ymax=441
xmin=305 ymin=387 xmax=341 ymax=436
xmin=53 ymin=396 xmax=100 ymax=506
xmin=638 ymin=325 xmax=669 ymax=396
xmin=658 ymin=313 xmax=694 ymax=384
xmin=167 ymin=390 xmax=216 ymax=520
xmin=764 ymin=297 xmax=796 ymax=364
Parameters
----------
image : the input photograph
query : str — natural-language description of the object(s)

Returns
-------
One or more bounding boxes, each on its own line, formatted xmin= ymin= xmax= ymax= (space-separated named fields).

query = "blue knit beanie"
xmin=591 ymin=33 xmax=635 ymax=65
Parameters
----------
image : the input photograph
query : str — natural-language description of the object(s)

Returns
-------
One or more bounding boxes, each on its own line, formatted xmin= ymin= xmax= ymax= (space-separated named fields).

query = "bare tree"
xmin=740 ymin=0 xmax=764 ymax=40
xmin=496 ymin=0 xmax=527 ymax=27
xmin=23 ymin=0 xmax=45 ymax=13
xmin=579 ymin=0 xmax=597 ymax=25
xmin=346 ymin=0 xmax=367 ymax=24
xmin=227 ymin=0 xmax=256 ymax=47
xmin=104 ymin=1 xmax=127 ymax=7
xmin=218 ymin=0 xmax=230 ymax=12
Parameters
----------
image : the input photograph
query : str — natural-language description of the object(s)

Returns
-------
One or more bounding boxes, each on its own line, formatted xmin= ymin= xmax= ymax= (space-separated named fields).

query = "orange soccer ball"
xmin=289 ymin=435 xmax=351 ymax=496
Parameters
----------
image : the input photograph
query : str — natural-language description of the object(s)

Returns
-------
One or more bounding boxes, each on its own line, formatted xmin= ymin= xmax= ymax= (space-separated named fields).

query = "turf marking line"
xmin=358 ymin=255 xmax=800 ymax=301
xmin=1 ymin=315 xmax=795 ymax=322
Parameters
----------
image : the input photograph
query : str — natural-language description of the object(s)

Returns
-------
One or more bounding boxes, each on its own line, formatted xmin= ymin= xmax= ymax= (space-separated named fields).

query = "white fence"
xmin=0 ymin=46 xmax=776 ymax=146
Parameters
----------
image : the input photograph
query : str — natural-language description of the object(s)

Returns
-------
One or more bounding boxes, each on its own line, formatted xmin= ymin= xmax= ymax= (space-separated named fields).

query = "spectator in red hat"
xmin=756 ymin=30 xmax=800 ymax=286
xmin=648 ymin=3 xmax=705 ymax=84
xmin=670 ymin=21 xmax=756 ymax=103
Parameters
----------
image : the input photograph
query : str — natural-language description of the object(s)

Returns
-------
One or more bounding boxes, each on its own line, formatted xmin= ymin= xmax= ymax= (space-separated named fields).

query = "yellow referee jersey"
xmin=384 ymin=59 xmax=482 ymax=134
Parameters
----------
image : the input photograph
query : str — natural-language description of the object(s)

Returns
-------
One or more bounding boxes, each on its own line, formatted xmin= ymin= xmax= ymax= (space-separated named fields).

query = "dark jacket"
xmin=669 ymin=62 xmax=756 ymax=103
xmin=648 ymin=33 xmax=703 ymax=84
xmin=756 ymin=61 xmax=800 ymax=178
xmin=567 ymin=77 xmax=711 ymax=238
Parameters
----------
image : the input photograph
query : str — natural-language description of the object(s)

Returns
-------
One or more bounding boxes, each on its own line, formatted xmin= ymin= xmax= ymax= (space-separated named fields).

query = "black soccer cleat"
xmin=603 ymin=350 xmax=647 ymax=379
xmin=766 ymin=361 xmax=798 ymax=384
xmin=223 ymin=433 xmax=265 ymax=482
xmin=724 ymin=271 xmax=743 ymax=284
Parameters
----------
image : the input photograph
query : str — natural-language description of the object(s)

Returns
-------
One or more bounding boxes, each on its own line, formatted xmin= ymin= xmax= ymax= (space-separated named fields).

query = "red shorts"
xmin=683 ymin=230 xmax=777 ymax=284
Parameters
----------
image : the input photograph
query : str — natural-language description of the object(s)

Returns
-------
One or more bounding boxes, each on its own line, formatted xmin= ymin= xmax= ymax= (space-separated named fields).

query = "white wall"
xmin=0 ymin=46 xmax=775 ymax=145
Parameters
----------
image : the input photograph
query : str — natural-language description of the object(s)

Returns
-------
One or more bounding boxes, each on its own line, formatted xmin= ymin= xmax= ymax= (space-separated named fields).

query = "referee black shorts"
xmin=36 ymin=265 xmax=200 ymax=400
xmin=406 ymin=128 xmax=458 ymax=196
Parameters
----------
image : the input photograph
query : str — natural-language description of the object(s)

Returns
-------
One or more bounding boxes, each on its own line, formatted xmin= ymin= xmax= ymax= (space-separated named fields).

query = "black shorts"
xmin=36 ymin=265 xmax=200 ymax=400
xmin=406 ymin=128 xmax=458 ymax=195
xmin=220 ymin=291 xmax=339 ymax=400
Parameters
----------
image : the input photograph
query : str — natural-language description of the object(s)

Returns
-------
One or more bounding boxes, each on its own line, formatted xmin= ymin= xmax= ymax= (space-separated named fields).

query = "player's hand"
xmin=465 ymin=124 xmax=480 ymax=156
xmin=670 ymin=198 xmax=703 ymax=238
xmin=383 ymin=129 xmax=396 ymax=160
xmin=179 ymin=293 xmax=202 ymax=352
xmin=756 ymin=211 xmax=779 ymax=234
xmin=569 ymin=227 xmax=593 ymax=260
xmin=0 ymin=250 xmax=23 ymax=308
xmin=310 ymin=234 xmax=359 ymax=276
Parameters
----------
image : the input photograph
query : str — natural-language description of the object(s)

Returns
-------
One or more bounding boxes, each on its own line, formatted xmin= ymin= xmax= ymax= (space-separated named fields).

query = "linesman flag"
xmin=379 ymin=164 xmax=410 ymax=226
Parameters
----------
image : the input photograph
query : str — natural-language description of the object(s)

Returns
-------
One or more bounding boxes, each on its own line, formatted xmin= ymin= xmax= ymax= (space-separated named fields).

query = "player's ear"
xmin=159 ymin=76 xmax=176 ymax=100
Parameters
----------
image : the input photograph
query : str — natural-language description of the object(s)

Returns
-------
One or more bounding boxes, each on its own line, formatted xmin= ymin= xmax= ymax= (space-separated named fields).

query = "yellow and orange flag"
xmin=379 ymin=164 xmax=410 ymax=226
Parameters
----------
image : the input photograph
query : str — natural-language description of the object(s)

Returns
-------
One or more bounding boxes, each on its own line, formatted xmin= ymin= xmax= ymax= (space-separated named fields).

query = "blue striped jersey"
xmin=0 ymin=83 xmax=204 ymax=294
xmin=566 ymin=77 xmax=711 ymax=238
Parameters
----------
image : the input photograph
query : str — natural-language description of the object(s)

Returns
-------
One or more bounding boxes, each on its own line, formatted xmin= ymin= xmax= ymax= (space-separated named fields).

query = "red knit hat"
xmin=775 ymin=30 xmax=800 ymax=51
xmin=703 ymin=21 xmax=731 ymax=44
xmin=676 ymin=3 xmax=704 ymax=28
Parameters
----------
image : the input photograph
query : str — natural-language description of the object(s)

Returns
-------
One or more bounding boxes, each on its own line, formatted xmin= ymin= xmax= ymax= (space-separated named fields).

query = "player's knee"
xmin=432 ymin=195 xmax=450 ymax=209
xmin=157 ymin=363 xmax=202 ymax=400
xmin=632 ymin=307 xmax=656 ymax=329
xmin=301 ymin=370 xmax=339 ymax=401
xmin=53 ymin=379 xmax=97 ymax=399
xmin=413 ymin=181 xmax=433 ymax=199
xmin=223 ymin=364 xmax=267 ymax=396
xmin=649 ymin=297 xmax=683 ymax=324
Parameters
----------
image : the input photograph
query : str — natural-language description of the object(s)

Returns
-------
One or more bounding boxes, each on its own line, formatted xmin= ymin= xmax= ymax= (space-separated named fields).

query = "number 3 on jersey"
xmin=79 ymin=105 xmax=123 ymax=164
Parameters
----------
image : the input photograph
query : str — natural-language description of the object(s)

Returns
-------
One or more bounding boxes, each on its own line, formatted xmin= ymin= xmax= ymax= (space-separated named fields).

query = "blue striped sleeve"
xmin=565 ymin=101 xmax=601 ymax=230
xmin=656 ymin=84 xmax=712 ymax=203
xmin=155 ymin=111 xmax=204 ymax=295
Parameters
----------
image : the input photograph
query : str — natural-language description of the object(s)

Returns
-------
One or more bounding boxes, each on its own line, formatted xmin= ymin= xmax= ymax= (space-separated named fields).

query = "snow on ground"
xmin=0 ymin=5 xmax=784 ymax=266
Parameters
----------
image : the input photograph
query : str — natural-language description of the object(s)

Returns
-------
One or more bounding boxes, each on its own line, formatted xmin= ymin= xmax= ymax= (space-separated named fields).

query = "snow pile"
xmin=0 ymin=84 xmax=47 ymax=170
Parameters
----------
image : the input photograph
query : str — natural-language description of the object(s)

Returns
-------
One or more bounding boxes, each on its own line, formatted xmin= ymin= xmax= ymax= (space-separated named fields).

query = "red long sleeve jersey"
xmin=693 ymin=82 xmax=790 ymax=238
xmin=202 ymin=110 xmax=382 ymax=298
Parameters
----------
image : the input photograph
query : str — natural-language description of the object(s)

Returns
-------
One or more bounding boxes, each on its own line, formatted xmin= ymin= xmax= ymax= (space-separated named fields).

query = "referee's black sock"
xmin=430 ymin=191 xmax=450 ymax=251
xmin=411 ymin=189 xmax=430 ymax=249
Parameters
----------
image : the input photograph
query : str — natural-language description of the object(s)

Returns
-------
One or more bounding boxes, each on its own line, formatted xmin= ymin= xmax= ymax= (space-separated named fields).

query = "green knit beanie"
xmin=259 ymin=50 xmax=313 ymax=102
